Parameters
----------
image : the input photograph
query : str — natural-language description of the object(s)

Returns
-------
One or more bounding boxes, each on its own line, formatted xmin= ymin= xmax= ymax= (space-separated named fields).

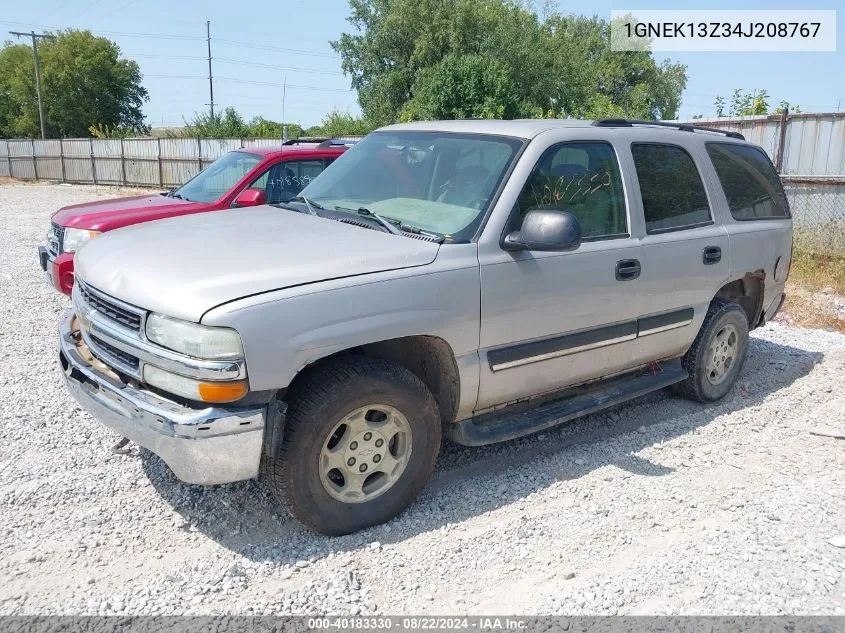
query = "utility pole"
xmin=10 ymin=31 xmax=52 ymax=139
xmin=206 ymin=20 xmax=215 ymax=119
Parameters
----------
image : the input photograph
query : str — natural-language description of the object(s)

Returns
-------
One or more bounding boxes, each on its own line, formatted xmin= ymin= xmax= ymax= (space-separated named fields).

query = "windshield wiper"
xmin=286 ymin=195 xmax=323 ymax=216
xmin=335 ymin=205 xmax=401 ymax=235
xmin=393 ymin=221 xmax=445 ymax=242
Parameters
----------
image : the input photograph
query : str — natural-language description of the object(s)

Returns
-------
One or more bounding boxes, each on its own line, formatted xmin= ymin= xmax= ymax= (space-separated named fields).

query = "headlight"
xmin=143 ymin=365 xmax=247 ymax=403
xmin=145 ymin=313 xmax=244 ymax=360
xmin=62 ymin=228 xmax=101 ymax=253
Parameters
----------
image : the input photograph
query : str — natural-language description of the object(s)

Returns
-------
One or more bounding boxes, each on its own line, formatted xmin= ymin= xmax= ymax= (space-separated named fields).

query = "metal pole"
xmin=206 ymin=21 xmax=214 ymax=119
xmin=59 ymin=138 xmax=65 ymax=182
xmin=90 ymin=137 xmax=97 ymax=185
xmin=10 ymin=31 xmax=50 ymax=139
xmin=157 ymin=138 xmax=164 ymax=187
xmin=120 ymin=138 xmax=127 ymax=186
xmin=31 ymin=139 xmax=38 ymax=180
xmin=197 ymin=137 xmax=203 ymax=173
xmin=775 ymin=106 xmax=789 ymax=173
xmin=6 ymin=140 xmax=12 ymax=178
xmin=31 ymin=34 xmax=45 ymax=140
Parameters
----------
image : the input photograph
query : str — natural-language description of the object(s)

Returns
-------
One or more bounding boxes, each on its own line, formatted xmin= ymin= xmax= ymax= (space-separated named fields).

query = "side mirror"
xmin=232 ymin=189 xmax=266 ymax=208
xmin=503 ymin=209 xmax=581 ymax=252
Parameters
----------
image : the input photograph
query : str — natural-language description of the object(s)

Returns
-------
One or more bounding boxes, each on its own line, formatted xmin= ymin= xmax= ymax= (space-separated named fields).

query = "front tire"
xmin=266 ymin=357 xmax=441 ymax=536
xmin=673 ymin=299 xmax=750 ymax=403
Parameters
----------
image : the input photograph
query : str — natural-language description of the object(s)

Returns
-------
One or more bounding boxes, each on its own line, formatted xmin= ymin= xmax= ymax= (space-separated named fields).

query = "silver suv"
xmin=58 ymin=119 xmax=793 ymax=535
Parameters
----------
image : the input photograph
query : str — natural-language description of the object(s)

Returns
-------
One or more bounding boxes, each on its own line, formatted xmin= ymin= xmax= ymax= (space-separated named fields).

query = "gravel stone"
xmin=1 ymin=183 xmax=844 ymax=615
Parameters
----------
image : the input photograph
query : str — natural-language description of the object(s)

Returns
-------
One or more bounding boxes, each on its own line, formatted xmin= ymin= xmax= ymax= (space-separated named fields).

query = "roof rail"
xmin=281 ymin=137 xmax=330 ymax=146
xmin=592 ymin=119 xmax=745 ymax=140
xmin=316 ymin=138 xmax=359 ymax=148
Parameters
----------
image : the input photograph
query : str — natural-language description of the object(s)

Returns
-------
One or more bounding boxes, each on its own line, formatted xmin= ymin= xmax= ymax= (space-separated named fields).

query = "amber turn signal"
xmin=198 ymin=381 xmax=248 ymax=403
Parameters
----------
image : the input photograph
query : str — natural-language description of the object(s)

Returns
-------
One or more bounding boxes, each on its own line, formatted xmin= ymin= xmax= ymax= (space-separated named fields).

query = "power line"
xmin=144 ymin=74 xmax=351 ymax=92
xmin=215 ymin=57 xmax=344 ymax=76
xmin=215 ymin=38 xmax=338 ymax=58
xmin=99 ymin=0 xmax=143 ymax=20
xmin=115 ymin=53 xmax=344 ymax=75
xmin=127 ymin=53 xmax=207 ymax=60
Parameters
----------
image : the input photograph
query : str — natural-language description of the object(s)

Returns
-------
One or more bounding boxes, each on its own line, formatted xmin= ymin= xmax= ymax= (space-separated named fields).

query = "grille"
xmin=48 ymin=223 xmax=63 ymax=257
xmin=89 ymin=335 xmax=140 ymax=371
xmin=78 ymin=283 xmax=143 ymax=332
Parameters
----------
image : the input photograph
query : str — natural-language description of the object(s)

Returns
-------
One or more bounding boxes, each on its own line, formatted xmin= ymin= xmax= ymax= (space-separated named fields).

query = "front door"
xmin=476 ymin=139 xmax=647 ymax=411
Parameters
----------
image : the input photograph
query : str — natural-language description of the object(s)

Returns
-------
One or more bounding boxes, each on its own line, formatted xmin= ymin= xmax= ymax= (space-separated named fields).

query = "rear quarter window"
xmin=706 ymin=143 xmax=790 ymax=220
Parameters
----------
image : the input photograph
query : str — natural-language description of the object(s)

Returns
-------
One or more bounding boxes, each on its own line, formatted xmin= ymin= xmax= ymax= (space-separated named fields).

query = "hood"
xmin=74 ymin=207 xmax=441 ymax=322
xmin=52 ymin=194 xmax=210 ymax=231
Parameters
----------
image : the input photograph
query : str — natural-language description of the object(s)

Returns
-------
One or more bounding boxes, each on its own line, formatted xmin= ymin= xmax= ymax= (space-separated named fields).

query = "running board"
xmin=446 ymin=360 xmax=688 ymax=446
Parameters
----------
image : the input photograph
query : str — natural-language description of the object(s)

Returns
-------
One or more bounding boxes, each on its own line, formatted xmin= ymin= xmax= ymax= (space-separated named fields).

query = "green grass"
xmin=788 ymin=247 xmax=845 ymax=295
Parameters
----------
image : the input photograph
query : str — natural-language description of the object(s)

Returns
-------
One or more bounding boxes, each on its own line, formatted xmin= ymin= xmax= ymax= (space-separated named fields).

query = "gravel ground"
xmin=1 ymin=182 xmax=844 ymax=616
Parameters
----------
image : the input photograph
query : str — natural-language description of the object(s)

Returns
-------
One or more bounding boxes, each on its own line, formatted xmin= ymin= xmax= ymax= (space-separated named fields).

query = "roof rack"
xmin=316 ymin=138 xmax=359 ymax=148
xmin=281 ymin=137 xmax=330 ymax=145
xmin=592 ymin=119 xmax=745 ymax=140
xmin=281 ymin=137 xmax=360 ymax=148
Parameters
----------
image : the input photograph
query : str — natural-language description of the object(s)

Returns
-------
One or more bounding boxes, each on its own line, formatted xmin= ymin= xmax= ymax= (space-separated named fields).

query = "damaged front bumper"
xmin=58 ymin=309 xmax=265 ymax=485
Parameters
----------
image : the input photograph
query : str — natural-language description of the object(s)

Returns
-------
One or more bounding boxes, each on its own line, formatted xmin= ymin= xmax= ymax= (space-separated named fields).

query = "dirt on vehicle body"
xmin=58 ymin=119 xmax=793 ymax=534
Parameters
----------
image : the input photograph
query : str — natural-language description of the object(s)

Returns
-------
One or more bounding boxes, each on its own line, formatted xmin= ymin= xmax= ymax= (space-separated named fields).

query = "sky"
xmin=1 ymin=0 xmax=843 ymax=129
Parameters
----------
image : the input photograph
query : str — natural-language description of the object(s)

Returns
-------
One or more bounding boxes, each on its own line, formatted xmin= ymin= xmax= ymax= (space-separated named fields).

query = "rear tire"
xmin=673 ymin=299 xmax=749 ymax=403
xmin=266 ymin=357 xmax=441 ymax=536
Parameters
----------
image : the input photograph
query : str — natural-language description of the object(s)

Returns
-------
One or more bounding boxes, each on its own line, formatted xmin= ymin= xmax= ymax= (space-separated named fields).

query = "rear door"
xmin=624 ymin=140 xmax=730 ymax=361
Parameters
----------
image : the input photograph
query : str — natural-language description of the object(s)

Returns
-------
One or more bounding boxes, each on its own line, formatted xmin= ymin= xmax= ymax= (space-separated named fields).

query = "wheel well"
xmin=714 ymin=272 xmax=765 ymax=329
xmin=289 ymin=336 xmax=460 ymax=425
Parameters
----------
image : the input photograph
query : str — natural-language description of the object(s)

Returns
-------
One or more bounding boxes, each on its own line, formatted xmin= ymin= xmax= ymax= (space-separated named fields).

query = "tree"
xmin=399 ymin=54 xmax=524 ymax=121
xmin=305 ymin=110 xmax=375 ymax=137
xmin=331 ymin=0 xmax=687 ymax=125
xmin=713 ymin=89 xmax=800 ymax=117
xmin=185 ymin=107 xmax=248 ymax=137
xmin=184 ymin=108 xmax=311 ymax=139
xmin=0 ymin=30 xmax=148 ymax=138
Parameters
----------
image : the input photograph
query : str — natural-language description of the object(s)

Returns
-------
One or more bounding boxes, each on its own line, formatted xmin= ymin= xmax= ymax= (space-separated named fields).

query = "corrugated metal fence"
xmin=677 ymin=112 xmax=845 ymax=254
xmin=0 ymin=137 xmax=303 ymax=188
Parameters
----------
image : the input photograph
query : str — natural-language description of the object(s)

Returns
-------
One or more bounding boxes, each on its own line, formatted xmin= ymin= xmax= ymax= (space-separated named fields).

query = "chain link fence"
xmin=782 ymin=177 xmax=845 ymax=256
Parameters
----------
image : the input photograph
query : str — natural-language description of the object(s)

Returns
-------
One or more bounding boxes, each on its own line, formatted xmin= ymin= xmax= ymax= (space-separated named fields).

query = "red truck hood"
xmin=52 ymin=194 xmax=214 ymax=231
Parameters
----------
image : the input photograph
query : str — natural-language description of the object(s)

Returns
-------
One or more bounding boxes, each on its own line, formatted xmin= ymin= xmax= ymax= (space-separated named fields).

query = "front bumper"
xmin=58 ymin=310 xmax=265 ymax=485
xmin=38 ymin=246 xmax=75 ymax=295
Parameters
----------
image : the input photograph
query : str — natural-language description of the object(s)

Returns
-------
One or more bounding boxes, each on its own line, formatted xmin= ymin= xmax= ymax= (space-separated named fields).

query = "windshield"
xmin=298 ymin=131 xmax=523 ymax=240
xmin=173 ymin=151 xmax=262 ymax=203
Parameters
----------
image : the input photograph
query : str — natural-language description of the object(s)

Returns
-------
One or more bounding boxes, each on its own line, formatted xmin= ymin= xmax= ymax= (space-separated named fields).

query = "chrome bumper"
xmin=58 ymin=310 xmax=265 ymax=485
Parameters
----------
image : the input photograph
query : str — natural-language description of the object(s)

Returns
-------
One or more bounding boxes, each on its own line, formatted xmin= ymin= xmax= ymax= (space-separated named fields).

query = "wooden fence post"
xmin=59 ymin=139 xmax=66 ymax=183
xmin=157 ymin=138 xmax=164 ymax=188
xmin=120 ymin=138 xmax=127 ymax=186
xmin=31 ymin=139 xmax=38 ymax=180
xmin=90 ymin=138 xmax=98 ymax=185
xmin=196 ymin=137 xmax=202 ymax=172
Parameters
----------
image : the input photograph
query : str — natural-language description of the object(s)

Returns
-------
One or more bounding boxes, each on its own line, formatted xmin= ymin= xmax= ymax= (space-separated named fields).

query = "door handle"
xmin=703 ymin=246 xmax=722 ymax=265
xmin=615 ymin=259 xmax=641 ymax=281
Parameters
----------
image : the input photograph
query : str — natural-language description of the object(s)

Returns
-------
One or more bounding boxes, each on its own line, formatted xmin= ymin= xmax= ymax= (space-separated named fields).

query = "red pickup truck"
xmin=39 ymin=140 xmax=351 ymax=294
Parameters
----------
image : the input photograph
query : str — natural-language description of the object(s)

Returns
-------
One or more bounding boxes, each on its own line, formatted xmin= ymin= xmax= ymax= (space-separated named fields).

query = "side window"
xmin=247 ymin=168 xmax=270 ymax=192
xmin=631 ymin=143 xmax=711 ymax=234
xmin=246 ymin=159 xmax=327 ymax=204
xmin=511 ymin=142 xmax=628 ymax=240
xmin=706 ymin=143 xmax=790 ymax=220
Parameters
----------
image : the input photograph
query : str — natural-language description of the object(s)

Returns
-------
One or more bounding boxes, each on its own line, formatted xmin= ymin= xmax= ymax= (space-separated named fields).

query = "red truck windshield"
xmin=172 ymin=151 xmax=263 ymax=204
